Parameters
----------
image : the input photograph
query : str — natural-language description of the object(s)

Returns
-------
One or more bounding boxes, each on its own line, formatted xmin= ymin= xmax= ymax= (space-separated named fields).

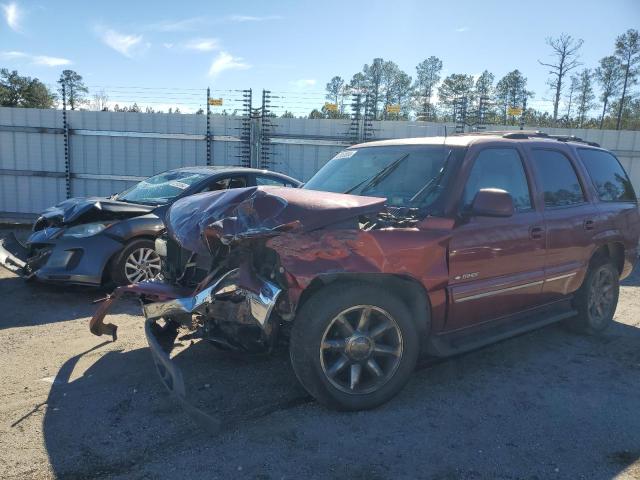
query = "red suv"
xmin=91 ymin=131 xmax=639 ymax=413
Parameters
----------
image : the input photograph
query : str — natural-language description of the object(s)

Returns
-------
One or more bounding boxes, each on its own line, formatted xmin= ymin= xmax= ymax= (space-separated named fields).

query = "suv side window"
xmin=577 ymin=149 xmax=637 ymax=202
xmin=530 ymin=149 xmax=585 ymax=208
xmin=463 ymin=148 xmax=532 ymax=212
xmin=256 ymin=175 xmax=295 ymax=187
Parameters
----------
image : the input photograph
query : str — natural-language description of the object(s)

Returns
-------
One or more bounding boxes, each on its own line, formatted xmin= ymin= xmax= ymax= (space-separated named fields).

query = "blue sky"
xmin=1 ymin=0 xmax=639 ymax=114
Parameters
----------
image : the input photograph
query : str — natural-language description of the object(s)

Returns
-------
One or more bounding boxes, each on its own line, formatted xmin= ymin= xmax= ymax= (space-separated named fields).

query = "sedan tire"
xmin=109 ymin=238 xmax=162 ymax=286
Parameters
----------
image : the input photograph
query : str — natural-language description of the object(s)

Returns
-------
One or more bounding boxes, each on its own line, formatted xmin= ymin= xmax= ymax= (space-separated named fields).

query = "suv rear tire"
xmin=567 ymin=256 xmax=619 ymax=334
xmin=289 ymin=282 xmax=419 ymax=410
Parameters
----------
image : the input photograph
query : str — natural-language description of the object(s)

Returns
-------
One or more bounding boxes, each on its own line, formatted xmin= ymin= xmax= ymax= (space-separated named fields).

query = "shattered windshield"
xmin=303 ymin=145 xmax=464 ymax=208
xmin=116 ymin=171 xmax=208 ymax=205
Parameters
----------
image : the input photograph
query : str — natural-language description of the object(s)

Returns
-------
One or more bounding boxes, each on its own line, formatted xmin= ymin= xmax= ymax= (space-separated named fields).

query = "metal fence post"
xmin=206 ymin=87 xmax=212 ymax=165
xmin=62 ymin=84 xmax=71 ymax=199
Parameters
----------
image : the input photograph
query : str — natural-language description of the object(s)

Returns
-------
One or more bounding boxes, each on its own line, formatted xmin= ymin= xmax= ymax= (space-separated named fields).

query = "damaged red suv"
xmin=91 ymin=132 xmax=639 ymax=412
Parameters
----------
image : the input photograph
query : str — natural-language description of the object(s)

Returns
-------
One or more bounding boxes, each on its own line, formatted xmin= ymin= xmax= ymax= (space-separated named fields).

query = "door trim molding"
xmin=455 ymin=280 xmax=544 ymax=303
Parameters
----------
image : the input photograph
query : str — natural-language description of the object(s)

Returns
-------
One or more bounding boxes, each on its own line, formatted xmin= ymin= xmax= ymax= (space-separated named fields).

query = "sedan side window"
xmin=462 ymin=148 xmax=532 ymax=212
xmin=205 ymin=176 xmax=247 ymax=192
xmin=256 ymin=176 xmax=294 ymax=187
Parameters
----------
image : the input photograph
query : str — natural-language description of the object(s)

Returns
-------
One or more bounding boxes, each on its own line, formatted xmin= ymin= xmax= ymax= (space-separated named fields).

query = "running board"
xmin=427 ymin=304 xmax=577 ymax=357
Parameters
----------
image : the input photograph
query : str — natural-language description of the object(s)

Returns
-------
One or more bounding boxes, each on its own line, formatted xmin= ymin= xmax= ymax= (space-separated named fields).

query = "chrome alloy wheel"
xmin=320 ymin=305 xmax=403 ymax=394
xmin=124 ymin=247 xmax=161 ymax=283
xmin=588 ymin=266 xmax=615 ymax=327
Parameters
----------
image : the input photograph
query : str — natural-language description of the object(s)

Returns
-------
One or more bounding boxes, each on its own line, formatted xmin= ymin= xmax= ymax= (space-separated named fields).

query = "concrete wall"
xmin=1 ymin=106 xmax=639 ymax=217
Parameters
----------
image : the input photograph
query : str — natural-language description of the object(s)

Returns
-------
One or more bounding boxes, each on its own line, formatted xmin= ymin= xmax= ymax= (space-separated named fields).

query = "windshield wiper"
xmin=343 ymin=153 xmax=410 ymax=195
xmin=409 ymin=149 xmax=453 ymax=205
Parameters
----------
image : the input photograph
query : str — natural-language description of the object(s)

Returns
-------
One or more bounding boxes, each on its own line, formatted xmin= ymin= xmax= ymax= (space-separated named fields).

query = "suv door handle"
xmin=529 ymin=226 xmax=544 ymax=240
xmin=584 ymin=219 xmax=595 ymax=230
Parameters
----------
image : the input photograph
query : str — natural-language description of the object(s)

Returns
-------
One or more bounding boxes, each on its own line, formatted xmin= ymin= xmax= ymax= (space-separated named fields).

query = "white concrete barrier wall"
xmin=0 ymin=107 xmax=639 ymax=216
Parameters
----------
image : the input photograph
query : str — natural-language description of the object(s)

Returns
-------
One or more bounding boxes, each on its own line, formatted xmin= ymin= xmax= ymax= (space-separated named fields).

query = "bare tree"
xmin=614 ymin=29 xmax=640 ymax=130
xmin=594 ymin=56 xmax=622 ymax=129
xmin=90 ymin=89 xmax=109 ymax=111
xmin=539 ymin=33 xmax=583 ymax=125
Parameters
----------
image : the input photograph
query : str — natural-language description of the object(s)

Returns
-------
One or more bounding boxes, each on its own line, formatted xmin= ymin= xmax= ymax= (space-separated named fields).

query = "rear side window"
xmin=463 ymin=148 xmax=532 ymax=212
xmin=577 ymin=149 xmax=636 ymax=202
xmin=530 ymin=149 xmax=585 ymax=207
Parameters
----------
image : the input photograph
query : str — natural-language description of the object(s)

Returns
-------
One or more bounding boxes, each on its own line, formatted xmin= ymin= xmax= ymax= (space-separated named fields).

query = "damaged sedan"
xmin=0 ymin=167 xmax=299 ymax=286
xmin=90 ymin=133 xmax=639 ymax=412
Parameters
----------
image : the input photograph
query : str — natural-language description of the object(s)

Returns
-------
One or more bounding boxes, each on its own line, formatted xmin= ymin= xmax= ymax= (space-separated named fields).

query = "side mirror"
xmin=471 ymin=188 xmax=514 ymax=217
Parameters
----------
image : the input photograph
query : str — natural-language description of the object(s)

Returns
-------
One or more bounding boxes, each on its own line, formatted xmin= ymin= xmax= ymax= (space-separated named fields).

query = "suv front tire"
xmin=289 ymin=282 xmax=419 ymax=410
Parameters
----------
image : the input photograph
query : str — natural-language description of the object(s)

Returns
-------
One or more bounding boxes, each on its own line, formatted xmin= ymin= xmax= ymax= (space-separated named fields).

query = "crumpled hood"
xmin=40 ymin=197 xmax=155 ymax=225
xmin=166 ymin=186 xmax=386 ymax=253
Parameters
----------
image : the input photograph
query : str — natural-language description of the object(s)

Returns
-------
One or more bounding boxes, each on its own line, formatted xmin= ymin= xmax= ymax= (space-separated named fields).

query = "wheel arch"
xmin=295 ymin=273 xmax=432 ymax=351
xmin=590 ymin=241 xmax=625 ymax=275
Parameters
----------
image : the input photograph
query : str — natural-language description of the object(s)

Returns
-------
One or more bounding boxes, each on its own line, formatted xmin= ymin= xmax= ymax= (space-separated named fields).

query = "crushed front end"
xmin=88 ymin=186 xmax=445 ymax=421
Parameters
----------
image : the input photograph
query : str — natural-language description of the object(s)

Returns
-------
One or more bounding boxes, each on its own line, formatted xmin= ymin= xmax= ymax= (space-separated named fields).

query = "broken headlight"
xmin=62 ymin=222 xmax=111 ymax=238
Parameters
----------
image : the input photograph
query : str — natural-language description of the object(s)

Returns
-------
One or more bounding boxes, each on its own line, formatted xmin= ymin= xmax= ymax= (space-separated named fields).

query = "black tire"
xmin=289 ymin=282 xmax=419 ymax=411
xmin=108 ymin=238 xmax=162 ymax=286
xmin=566 ymin=256 xmax=619 ymax=334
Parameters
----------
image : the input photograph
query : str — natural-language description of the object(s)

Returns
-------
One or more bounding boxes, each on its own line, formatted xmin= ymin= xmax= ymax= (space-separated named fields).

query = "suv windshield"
xmin=116 ymin=171 xmax=208 ymax=205
xmin=303 ymin=145 xmax=463 ymax=209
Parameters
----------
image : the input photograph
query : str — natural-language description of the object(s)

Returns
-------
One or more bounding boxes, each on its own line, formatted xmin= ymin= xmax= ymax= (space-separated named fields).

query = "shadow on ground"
xmin=0 ymin=275 xmax=133 ymax=330
xmin=41 ymin=318 xmax=640 ymax=479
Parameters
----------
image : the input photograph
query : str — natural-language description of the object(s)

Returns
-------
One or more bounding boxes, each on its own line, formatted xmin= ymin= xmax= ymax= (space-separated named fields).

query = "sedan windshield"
xmin=303 ymin=145 xmax=463 ymax=208
xmin=116 ymin=171 xmax=208 ymax=205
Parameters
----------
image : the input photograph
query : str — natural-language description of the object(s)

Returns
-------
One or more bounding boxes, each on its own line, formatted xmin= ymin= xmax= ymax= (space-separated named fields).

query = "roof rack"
xmin=502 ymin=130 xmax=600 ymax=147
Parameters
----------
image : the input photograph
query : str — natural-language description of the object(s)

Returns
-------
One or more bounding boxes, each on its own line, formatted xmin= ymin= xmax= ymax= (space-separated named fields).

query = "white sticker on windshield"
xmin=169 ymin=180 xmax=190 ymax=190
xmin=333 ymin=149 xmax=357 ymax=160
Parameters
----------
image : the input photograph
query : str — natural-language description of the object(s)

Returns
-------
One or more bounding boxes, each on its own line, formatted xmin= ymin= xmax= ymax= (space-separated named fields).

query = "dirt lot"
xmin=0 ymin=227 xmax=639 ymax=479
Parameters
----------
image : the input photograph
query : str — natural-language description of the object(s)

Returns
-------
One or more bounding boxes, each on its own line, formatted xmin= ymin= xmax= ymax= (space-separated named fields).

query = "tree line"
xmin=1 ymin=29 xmax=639 ymax=130
xmin=318 ymin=29 xmax=640 ymax=130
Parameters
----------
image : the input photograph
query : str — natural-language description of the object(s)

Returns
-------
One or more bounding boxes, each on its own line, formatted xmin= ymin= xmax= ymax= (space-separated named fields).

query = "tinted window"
xmin=463 ymin=148 xmax=532 ymax=211
xmin=577 ymin=149 xmax=636 ymax=202
xmin=256 ymin=176 xmax=294 ymax=187
xmin=531 ymin=150 xmax=585 ymax=207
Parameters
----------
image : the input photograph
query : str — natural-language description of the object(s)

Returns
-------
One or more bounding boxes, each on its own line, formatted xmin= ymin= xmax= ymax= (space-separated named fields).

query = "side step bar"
xmin=427 ymin=304 xmax=577 ymax=357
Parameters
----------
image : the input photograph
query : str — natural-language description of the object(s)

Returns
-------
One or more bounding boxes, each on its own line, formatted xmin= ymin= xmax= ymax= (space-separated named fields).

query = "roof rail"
xmin=502 ymin=131 xmax=600 ymax=147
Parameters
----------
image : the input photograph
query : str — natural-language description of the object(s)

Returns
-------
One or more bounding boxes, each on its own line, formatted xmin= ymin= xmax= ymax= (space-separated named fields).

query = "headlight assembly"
xmin=62 ymin=222 xmax=111 ymax=238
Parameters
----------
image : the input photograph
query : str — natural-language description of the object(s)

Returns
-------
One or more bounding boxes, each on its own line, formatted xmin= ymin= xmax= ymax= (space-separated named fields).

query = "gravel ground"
xmin=0 ymin=227 xmax=639 ymax=479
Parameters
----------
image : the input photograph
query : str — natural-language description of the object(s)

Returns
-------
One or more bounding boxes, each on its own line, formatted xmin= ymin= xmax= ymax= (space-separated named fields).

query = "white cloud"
xmin=33 ymin=55 xmax=71 ymax=67
xmin=290 ymin=79 xmax=317 ymax=88
xmin=163 ymin=43 xmax=174 ymax=49
xmin=145 ymin=17 xmax=203 ymax=32
xmin=2 ymin=2 xmax=21 ymax=31
xmin=455 ymin=26 xmax=469 ymax=32
xmin=0 ymin=50 xmax=71 ymax=66
xmin=184 ymin=38 xmax=220 ymax=52
xmin=227 ymin=14 xmax=281 ymax=22
xmin=99 ymin=28 xmax=146 ymax=58
xmin=208 ymin=51 xmax=250 ymax=77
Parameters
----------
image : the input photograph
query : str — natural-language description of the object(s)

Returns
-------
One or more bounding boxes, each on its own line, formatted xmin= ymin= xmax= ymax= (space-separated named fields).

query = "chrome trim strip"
xmin=455 ymin=280 xmax=544 ymax=303
xmin=545 ymin=272 xmax=577 ymax=283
